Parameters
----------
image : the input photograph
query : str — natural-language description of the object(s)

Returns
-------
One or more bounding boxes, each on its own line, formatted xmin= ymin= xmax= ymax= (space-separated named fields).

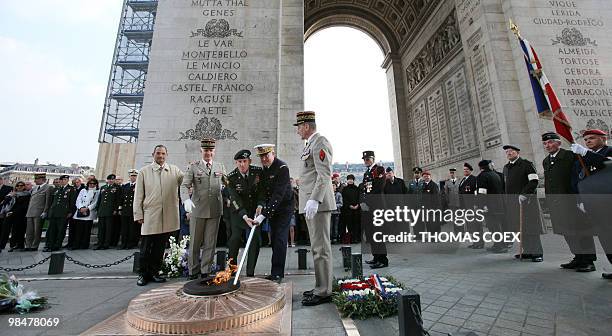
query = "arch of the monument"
xmin=304 ymin=0 xmax=440 ymax=177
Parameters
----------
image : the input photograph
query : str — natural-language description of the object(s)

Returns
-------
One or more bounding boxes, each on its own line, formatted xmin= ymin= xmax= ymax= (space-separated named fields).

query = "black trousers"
xmin=362 ymin=211 xmax=388 ymax=264
xmin=269 ymin=211 xmax=290 ymax=277
xmin=139 ymin=231 xmax=170 ymax=278
xmin=0 ymin=217 xmax=11 ymax=249
xmin=46 ymin=217 xmax=66 ymax=250
xmin=111 ymin=215 xmax=121 ymax=246
xmin=97 ymin=216 xmax=114 ymax=248
xmin=119 ymin=216 xmax=131 ymax=248
xmin=344 ymin=209 xmax=361 ymax=243
xmin=73 ymin=219 xmax=92 ymax=249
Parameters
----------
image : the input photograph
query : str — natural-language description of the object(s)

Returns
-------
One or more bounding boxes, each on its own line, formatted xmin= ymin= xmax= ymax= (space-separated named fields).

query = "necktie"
xmin=206 ymin=162 xmax=211 ymax=175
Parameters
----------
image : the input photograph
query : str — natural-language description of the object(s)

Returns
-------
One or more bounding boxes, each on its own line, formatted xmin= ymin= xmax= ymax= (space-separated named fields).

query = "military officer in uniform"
xmin=225 ymin=149 xmax=263 ymax=277
xmin=360 ymin=150 xmax=388 ymax=269
xmin=181 ymin=138 xmax=226 ymax=279
xmin=407 ymin=167 xmax=423 ymax=194
xmin=571 ymin=129 xmax=612 ymax=279
xmin=541 ymin=132 xmax=596 ymax=272
xmin=502 ymin=145 xmax=544 ymax=262
xmin=94 ymin=174 xmax=120 ymax=250
xmin=119 ymin=169 xmax=139 ymax=249
xmin=293 ymin=111 xmax=336 ymax=306
xmin=252 ymin=144 xmax=293 ymax=283
xmin=43 ymin=175 xmax=77 ymax=252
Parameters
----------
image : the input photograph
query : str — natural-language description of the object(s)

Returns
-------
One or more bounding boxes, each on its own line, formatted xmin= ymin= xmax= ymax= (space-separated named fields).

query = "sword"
xmin=233 ymin=223 xmax=256 ymax=285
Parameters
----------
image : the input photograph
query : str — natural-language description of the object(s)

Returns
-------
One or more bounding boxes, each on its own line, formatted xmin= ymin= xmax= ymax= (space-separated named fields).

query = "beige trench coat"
xmin=133 ymin=162 xmax=184 ymax=235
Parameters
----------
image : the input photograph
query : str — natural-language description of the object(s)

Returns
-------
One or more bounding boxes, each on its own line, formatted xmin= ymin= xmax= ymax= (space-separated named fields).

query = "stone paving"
xmin=0 ymin=232 xmax=611 ymax=336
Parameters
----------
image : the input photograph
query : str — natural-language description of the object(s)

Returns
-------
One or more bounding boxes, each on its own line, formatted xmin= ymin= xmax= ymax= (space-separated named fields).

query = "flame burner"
xmin=124 ymin=278 xmax=286 ymax=335
xmin=182 ymin=275 xmax=241 ymax=296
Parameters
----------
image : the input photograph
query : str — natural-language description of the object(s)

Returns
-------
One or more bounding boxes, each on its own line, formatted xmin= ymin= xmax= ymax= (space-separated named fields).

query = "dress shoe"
xmin=137 ymin=275 xmax=149 ymax=286
xmin=531 ymin=256 xmax=544 ymax=262
xmin=370 ymin=261 xmax=388 ymax=269
xmin=151 ymin=275 xmax=167 ymax=283
xmin=42 ymin=247 xmax=51 ymax=252
xmin=246 ymin=273 xmax=254 ymax=277
xmin=560 ymin=258 xmax=579 ymax=269
xmin=602 ymin=273 xmax=612 ymax=279
xmin=8 ymin=248 xmax=15 ymax=252
xmin=51 ymin=248 xmax=60 ymax=252
xmin=302 ymin=289 xmax=314 ymax=297
xmin=93 ymin=245 xmax=104 ymax=250
xmin=302 ymin=295 xmax=331 ymax=306
xmin=469 ymin=243 xmax=484 ymax=249
xmin=576 ymin=264 xmax=596 ymax=272
xmin=264 ymin=275 xmax=282 ymax=283
xmin=188 ymin=274 xmax=200 ymax=280
xmin=365 ymin=259 xmax=376 ymax=265
xmin=514 ymin=253 xmax=532 ymax=259
xmin=201 ymin=273 xmax=209 ymax=279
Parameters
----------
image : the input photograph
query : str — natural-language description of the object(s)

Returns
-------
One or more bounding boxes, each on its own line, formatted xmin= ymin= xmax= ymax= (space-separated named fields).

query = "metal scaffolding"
xmin=98 ymin=0 xmax=158 ymax=143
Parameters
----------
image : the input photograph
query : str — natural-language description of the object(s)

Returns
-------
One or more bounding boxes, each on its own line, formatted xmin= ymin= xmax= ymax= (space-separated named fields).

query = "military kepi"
xmin=60 ymin=174 xmax=70 ymax=179
xmin=34 ymin=173 xmax=46 ymax=179
xmin=541 ymin=132 xmax=560 ymax=141
xmin=234 ymin=149 xmax=251 ymax=160
xmin=254 ymin=144 xmax=275 ymax=156
xmin=201 ymin=137 xmax=216 ymax=149
xmin=362 ymin=150 xmax=375 ymax=159
xmin=582 ymin=129 xmax=606 ymax=136
xmin=502 ymin=144 xmax=520 ymax=151
xmin=128 ymin=169 xmax=139 ymax=176
xmin=293 ymin=111 xmax=316 ymax=126
xmin=413 ymin=167 xmax=423 ymax=173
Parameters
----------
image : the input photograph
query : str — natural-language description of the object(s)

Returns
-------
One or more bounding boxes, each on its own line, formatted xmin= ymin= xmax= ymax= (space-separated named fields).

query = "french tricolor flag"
xmin=517 ymin=32 xmax=574 ymax=143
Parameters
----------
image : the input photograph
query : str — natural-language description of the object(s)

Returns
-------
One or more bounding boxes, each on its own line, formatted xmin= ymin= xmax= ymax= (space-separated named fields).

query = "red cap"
xmin=332 ymin=173 xmax=340 ymax=178
xmin=422 ymin=170 xmax=431 ymax=176
xmin=583 ymin=129 xmax=607 ymax=136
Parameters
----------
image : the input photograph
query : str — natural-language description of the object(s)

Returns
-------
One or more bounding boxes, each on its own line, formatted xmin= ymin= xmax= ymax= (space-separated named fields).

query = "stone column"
xmin=382 ymin=53 xmax=408 ymax=178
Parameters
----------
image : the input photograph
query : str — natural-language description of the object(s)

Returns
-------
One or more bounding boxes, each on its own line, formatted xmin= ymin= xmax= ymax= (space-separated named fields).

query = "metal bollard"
xmin=340 ymin=246 xmax=351 ymax=270
xmin=132 ymin=251 xmax=140 ymax=274
xmin=48 ymin=252 xmax=65 ymax=275
xmin=216 ymin=250 xmax=227 ymax=269
xmin=398 ymin=289 xmax=424 ymax=336
xmin=350 ymin=253 xmax=362 ymax=278
xmin=296 ymin=248 xmax=308 ymax=270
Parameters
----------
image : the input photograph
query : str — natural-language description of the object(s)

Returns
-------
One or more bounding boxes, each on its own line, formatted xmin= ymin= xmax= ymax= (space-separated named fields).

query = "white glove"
xmin=183 ymin=199 xmax=195 ymax=212
xmin=40 ymin=212 xmax=47 ymax=219
xmin=360 ymin=202 xmax=369 ymax=212
xmin=482 ymin=206 xmax=489 ymax=213
xmin=518 ymin=195 xmax=527 ymax=204
xmin=254 ymin=214 xmax=265 ymax=224
xmin=577 ymin=203 xmax=586 ymax=213
xmin=304 ymin=200 xmax=319 ymax=220
xmin=571 ymin=143 xmax=588 ymax=156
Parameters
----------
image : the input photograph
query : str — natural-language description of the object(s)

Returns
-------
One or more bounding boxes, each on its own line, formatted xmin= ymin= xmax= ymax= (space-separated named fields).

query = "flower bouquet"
xmin=160 ymin=235 xmax=190 ymax=278
xmin=332 ymin=274 xmax=404 ymax=319
xmin=0 ymin=273 xmax=47 ymax=314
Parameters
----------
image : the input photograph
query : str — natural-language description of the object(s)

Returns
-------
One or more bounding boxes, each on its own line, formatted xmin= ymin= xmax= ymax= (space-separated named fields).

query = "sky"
xmin=0 ymin=1 xmax=393 ymax=167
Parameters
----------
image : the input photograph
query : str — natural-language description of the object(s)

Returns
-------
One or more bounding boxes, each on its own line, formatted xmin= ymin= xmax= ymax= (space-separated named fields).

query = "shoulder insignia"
xmin=319 ymin=149 xmax=326 ymax=161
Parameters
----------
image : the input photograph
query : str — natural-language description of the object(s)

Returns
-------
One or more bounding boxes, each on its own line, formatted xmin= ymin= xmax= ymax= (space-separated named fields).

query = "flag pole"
xmin=509 ymin=19 xmax=589 ymax=177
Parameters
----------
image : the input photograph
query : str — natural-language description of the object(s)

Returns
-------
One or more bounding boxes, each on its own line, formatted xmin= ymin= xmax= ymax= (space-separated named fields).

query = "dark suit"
xmin=418 ymin=181 xmax=441 ymax=235
xmin=476 ymin=168 xmax=505 ymax=247
xmin=504 ymin=157 xmax=544 ymax=256
xmin=119 ymin=182 xmax=138 ymax=248
xmin=258 ymin=158 xmax=293 ymax=277
xmin=226 ymin=165 xmax=263 ymax=276
xmin=543 ymin=148 xmax=596 ymax=262
xmin=458 ymin=174 xmax=478 ymax=235
xmin=360 ymin=164 xmax=387 ymax=264
xmin=341 ymin=183 xmax=360 ymax=243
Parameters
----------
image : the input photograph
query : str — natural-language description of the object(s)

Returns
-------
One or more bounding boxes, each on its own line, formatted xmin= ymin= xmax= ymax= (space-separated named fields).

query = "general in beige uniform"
xmin=295 ymin=111 xmax=336 ymax=306
xmin=181 ymin=138 xmax=227 ymax=277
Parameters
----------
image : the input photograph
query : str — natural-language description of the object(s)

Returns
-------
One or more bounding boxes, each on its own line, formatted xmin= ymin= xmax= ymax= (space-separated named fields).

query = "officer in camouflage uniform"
xmin=43 ymin=175 xmax=77 ymax=252
xmin=94 ymin=174 xmax=120 ymax=250
xmin=226 ymin=149 xmax=263 ymax=277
